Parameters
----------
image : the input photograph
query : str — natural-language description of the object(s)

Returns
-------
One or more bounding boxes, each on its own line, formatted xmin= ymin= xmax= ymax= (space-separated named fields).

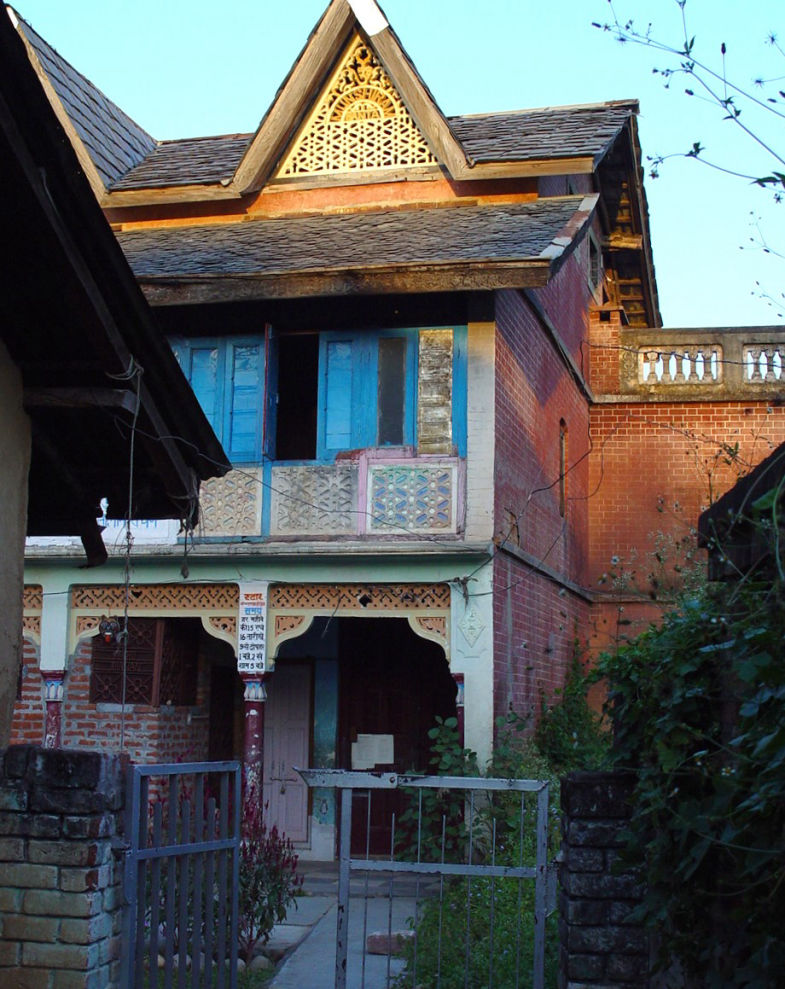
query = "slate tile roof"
xmin=449 ymin=103 xmax=636 ymax=164
xmin=17 ymin=17 xmax=155 ymax=187
xmin=17 ymin=12 xmax=634 ymax=191
xmin=111 ymin=134 xmax=253 ymax=190
xmin=118 ymin=196 xmax=590 ymax=277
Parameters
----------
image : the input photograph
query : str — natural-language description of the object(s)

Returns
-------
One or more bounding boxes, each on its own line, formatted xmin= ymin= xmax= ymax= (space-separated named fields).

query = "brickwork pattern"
xmin=560 ymin=772 xmax=650 ymax=988
xmin=588 ymin=400 xmax=785 ymax=589
xmin=11 ymin=638 xmax=45 ymax=746
xmin=0 ymin=746 xmax=126 ymax=988
xmin=10 ymin=636 xmax=217 ymax=762
xmin=492 ymin=276 xmax=593 ymax=718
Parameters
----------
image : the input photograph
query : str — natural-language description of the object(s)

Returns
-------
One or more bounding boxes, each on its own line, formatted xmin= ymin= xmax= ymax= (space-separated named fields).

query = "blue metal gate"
xmin=297 ymin=769 xmax=553 ymax=989
xmin=121 ymin=761 xmax=242 ymax=989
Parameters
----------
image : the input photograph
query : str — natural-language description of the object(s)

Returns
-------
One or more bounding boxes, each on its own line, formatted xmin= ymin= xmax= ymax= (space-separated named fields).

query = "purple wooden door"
xmin=262 ymin=663 xmax=311 ymax=843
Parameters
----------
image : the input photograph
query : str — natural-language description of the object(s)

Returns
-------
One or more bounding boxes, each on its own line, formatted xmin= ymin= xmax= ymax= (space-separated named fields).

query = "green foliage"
xmin=396 ymin=715 xmax=479 ymax=863
xmin=238 ymin=790 xmax=303 ymax=965
xmin=534 ymin=653 xmax=609 ymax=773
xmin=395 ymin=714 xmax=561 ymax=988
xmin=597 ymin=577 xmax=785 ymax=985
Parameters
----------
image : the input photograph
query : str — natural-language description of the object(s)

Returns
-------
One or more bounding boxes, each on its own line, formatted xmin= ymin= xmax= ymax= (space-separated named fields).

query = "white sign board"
xmin=237 ymin=582 xmax=269 ymax=675
xmin=351 ymin=733 xmax=395 ymax=770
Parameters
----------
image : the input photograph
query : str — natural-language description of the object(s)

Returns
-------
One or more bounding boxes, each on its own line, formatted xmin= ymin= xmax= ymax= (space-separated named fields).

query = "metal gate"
xmin=298 ymin=769 xmax=553 ymax=989
xmin=120 ymin=761 xmax=242 ymax=989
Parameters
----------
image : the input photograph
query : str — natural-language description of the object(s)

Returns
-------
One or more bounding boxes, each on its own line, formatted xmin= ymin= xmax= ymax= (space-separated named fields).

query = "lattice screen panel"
xmin=276 ymin=34 xmax=438 ymax=177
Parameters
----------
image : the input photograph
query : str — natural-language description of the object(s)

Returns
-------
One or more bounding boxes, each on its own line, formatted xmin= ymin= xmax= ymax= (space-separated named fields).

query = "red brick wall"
xmin=492 ymin=280 xmax=595 ymax=716
xmin=588 ymin=400 xmax=785 ymax=592
xmin=11 ymin=634 xmax=216 ymax=764
xmin=10 ymin=636 xmax=45 ymax=745
xmin=492 ymin=553 xmax=591 ymax=722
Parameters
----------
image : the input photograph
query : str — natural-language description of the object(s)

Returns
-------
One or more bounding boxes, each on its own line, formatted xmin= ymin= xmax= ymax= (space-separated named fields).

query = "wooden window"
xmin=90 ymin=618 xmax=199 ymax=706
xmin=170 ymin=336 xmax=264 ymax=463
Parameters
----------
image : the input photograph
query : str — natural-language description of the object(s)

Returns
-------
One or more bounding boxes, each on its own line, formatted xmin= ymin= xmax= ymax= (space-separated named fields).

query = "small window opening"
xmin=276 ymin=333 xmax=319 ymax=460
xmin=377 ymin=336 xmax=407 ymax=445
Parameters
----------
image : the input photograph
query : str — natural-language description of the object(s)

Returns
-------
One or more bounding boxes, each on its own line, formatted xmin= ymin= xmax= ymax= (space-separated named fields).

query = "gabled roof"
xmin=13 ymin=11 xmax=155 ymax=196
xmin=119 ymin=195 xmax=598 ymax=304
xmin=1 ymin=6 xmax=230 ymax=553
xmin=11 ymin=1 xmax=638 ymax=203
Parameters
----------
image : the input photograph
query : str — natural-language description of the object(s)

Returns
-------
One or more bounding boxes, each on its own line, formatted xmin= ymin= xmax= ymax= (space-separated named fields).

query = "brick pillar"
xmin=559 ymin=771 xmax=650 ymax=988
xmin=0 ymin=745 xmax=126 ymax=987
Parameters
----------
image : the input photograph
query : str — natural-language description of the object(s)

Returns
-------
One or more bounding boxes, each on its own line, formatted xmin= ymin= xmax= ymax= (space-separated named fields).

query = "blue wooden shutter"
xmin=227 ymin=340 xmax=263 ymax=462
xmin=320 ymin=338 xmax=355 ymax=457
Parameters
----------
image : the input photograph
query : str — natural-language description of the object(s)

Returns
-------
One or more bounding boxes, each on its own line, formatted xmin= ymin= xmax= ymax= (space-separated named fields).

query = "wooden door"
xmin=262 ymin=663 xmax=311 ymax=843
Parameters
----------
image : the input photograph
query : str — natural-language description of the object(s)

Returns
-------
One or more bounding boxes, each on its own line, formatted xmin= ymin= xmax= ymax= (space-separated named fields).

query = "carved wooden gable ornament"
xmin=275 ymin=33 xmax=438 ymax=178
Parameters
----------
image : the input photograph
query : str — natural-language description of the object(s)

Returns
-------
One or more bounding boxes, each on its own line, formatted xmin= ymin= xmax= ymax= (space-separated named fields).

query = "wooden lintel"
xmin=139 ymin=261 xmax=551 ymax=306
xmin=102 ymin=184 xmax=244 ymax=208
xmin=459 ymin=157 xmax=596 ymax=181
xmin=23 ymin=388 xmax=137 ymax=412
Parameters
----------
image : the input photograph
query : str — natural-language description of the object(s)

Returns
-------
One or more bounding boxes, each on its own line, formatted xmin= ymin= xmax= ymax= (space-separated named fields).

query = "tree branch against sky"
xmin=595 ymin=0 xmax=784 ymax=315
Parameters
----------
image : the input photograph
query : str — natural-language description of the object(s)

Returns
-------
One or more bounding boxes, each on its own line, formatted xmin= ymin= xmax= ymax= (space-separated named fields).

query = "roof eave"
xmin=136 ymin=258 xmax=555 ymax=306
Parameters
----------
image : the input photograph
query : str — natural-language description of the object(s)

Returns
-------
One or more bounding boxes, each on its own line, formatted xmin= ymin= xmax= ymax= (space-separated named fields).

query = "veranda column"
xmin=241 ymin=673 xmax=269 ymax=796
xmin=43 ymin=670 xmax=65 ymax=748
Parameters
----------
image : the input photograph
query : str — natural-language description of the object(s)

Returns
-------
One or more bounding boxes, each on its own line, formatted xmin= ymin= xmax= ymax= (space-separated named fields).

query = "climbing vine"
xmin=597 ymin=569 xmax=785 ymax=985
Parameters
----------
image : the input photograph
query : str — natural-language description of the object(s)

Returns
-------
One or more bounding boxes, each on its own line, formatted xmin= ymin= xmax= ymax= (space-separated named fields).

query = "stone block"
xmin=1 ymin=913 xmax=59 ymax=942
xmin=2 ymin=862 xmax=59 ymax=889
xmin=28 ymin=815 xmax=62 ymax=839
xmin=0 ymin=810 xmax=30 ymax=836
xmin=60 ymin=864 xmax=111 ymax=894
xmin=29 ymin=840 xmax=101 ymax=868
xmin=22 ymin=889 xmax=102 ymax=919
xmin=567 ymin=847 xmax=605 ymax=872
xmin=22 ymin=939 xmax=100 ymax=971
xmin=60 ymin=914 xmax=112 ymax=946
xmin=31 ymin=750 xmax=104 ymax=791
xmin=0 ymin=782 xmax=28 ymax=813
xmin=565 ymin=820 xmax=627 ymax=848
xmin=3 ymin=746 xmax=34 ymax=778
xmin=0 ymin=836 xmax=25 ymax=861
xmin=608 ymin=900 xmax=642 ymax=926
xmin=0 ymin=938 xmax=20 ymax=966
xmin=62 ymin=814 xmax=115 ymax=840
xmin=564 ymin=898 xmax=607 ymax=925
xmin=0 ymin=888 xmax=22 ymax=911
xmin=30 ymin=788 xmax=107 ymax=816
xmin=568 ymin=924 xmax=648 ymax=956
xmin=562 ymin=871 xmax=644 ymax=900
xmin=567 ymin=953 xmax=605 ymax=980
xmin=561 ymin=772 xmax=636 ymax=820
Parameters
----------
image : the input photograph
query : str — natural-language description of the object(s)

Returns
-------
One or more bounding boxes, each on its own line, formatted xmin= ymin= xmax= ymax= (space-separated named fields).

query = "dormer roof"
xmin=10 ymin=1 xmax=638 ymax=205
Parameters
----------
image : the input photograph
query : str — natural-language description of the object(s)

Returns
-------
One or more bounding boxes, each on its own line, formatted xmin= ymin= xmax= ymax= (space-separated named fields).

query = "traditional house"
xmin=0 ymin=5 xmax=229 ymax=747
xmin=10 ymin=0 xmax=785 ymax=859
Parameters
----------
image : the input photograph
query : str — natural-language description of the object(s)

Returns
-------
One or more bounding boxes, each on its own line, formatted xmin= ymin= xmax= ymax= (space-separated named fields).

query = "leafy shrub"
xmin=535 ymin=651 xmax=609 ymax=773
xmin=238 ymin=790 xmax=303 ymax=965
xmin=597 ymin=577 xmax=785 ymax=985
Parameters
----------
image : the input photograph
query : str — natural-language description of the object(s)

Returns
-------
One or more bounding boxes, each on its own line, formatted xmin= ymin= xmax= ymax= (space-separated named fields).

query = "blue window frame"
xmin=317 ymin=330 xmax=417 ymax=459
xmin=268 ymin=325 xmax=466 ymax=463
xmin=170 ymin=335 xmax=264 ymax=464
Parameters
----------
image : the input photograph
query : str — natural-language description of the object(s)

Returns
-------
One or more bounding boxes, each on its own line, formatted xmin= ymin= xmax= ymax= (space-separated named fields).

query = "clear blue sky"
xmin=13 ymin=0 xmax=784 ymax=328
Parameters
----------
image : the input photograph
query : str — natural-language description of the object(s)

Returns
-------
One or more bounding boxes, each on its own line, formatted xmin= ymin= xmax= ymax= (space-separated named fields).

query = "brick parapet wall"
xmin=560 ymin=771 xmax=650 ymax=988
xmin=0 ymin=745 xmax=126 ymax=988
